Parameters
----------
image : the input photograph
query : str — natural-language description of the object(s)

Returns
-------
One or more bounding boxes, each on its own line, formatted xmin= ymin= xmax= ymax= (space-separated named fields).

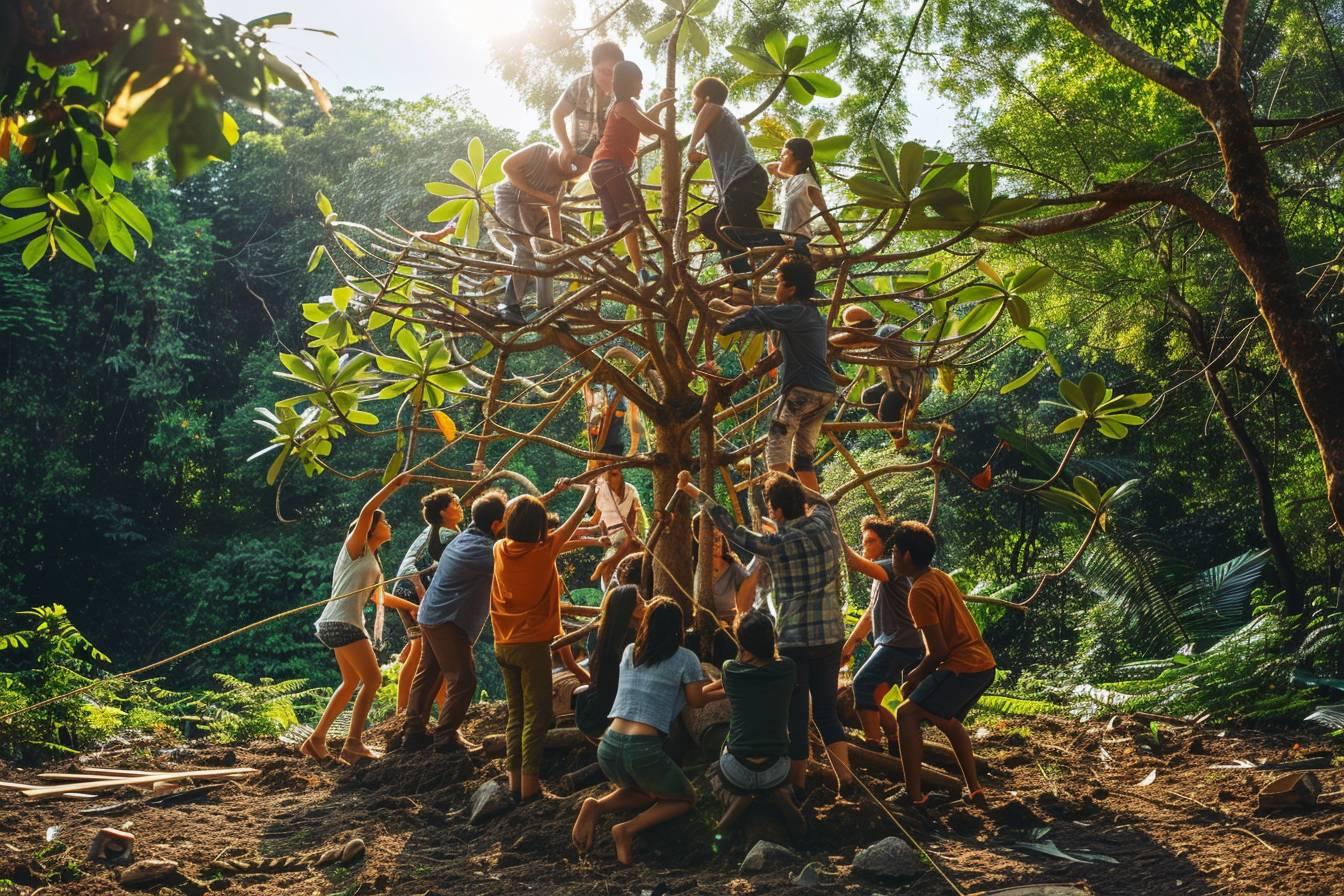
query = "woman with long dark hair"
xmin=391 ymin=488 xmax=464 ymax=713
xmin=573 ymin=584 xmax=645 ymax=739
xmin=571 ymin=597 xmax=722 ymax=865
xmin=766 ymin=137 xmax=846 ymax=253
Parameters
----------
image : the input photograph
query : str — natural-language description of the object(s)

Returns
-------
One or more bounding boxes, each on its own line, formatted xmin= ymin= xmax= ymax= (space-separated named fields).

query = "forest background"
xmin=0 ymin=0 xmax=1341 ymax=758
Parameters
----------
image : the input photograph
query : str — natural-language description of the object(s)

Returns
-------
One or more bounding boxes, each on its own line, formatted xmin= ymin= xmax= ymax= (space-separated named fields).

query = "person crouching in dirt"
xmin=396 ymin=489 xmax=508 ymax=754
xmin=491 ymin=481 xmax=595 ymax=803
xmin=828 ymin=305 xmax=928 ymax=447
xmin=302 ymin=473 xmax=422 ymax=764
xmin=572 ymin=598 xmax=723 ymax=864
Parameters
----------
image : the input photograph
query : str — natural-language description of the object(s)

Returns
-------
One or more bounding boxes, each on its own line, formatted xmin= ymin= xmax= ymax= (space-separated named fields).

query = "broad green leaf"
xmin=898 ymin=141 xmax=924 ymax=196
xmin=104 ymin=211 xmax=136 ymax=260
xmin=968 ymin=164 xmax=992 ymax=214
xmin=378 ymin=379 xmax=417 ymax=399
xmin=1011 ymin=264 xmax=1054 ymax=293
xmin=872 ymin=140 xmax=901 ymax=192
xmin=1053 ymin=414 xmax=1086 ymax=434
xmin=977 ymin=258 xmax=1003 ymax=286
xmin=347 ymin=408 xmax=379 ymax=426
xmin=797 ymin=41 xmax=840 ymax=71
xmin=644 ymin=16 xmax=679 ymax=45
xmin=784 ymin=76 xmax=817 ymax=105
xmin=1097 ymin=418 xmax=1129 ymax=439
xmin=449 ymin=158 xmax=476 ymax=189
xmin=221 ymin=111 xmax=240 ymax=145
xmin=428 ymin=198 xmax=468 ymax=223
xmin=2 ymin=186 xmax=48 ymax=209
xmin=52 ymin=226 xmax=95 ymax=270
xmin=762 ymin=29 xmax=787 ymax=66
xmin=956 ymin=298 xmax=1003 ymax=335
xmin=811 ymin=134 xmax=852 ymax=161
xmin=784 ymin=34 xmax=809 ymax=68
xmin=796 ymin=73 xmax=841 ymax=98
xmin=107 ymin=193 xmax=153 ymax=244
xmin=950 ymin=284 xmax=1002 ymax=304
xmin=923 ymin=161 xmax=967 ymax=192
xmin=1073 ymin=476 xmax=1102 ymax=510
xmin=684 ymin=17 xmax=710 ymax=56
xmin=306 ymin=244 xmax=326 ymax=272
xmin=426 ymin=181 xmax=471 ymax=198
xmin=1079 ymin=372 xmax=1106 ymax=410
xmin=1059 ymin=378 xmax=1086 ymax=409
xmin=1018 ymin=328 xmax=1048 ymax=351
xmin=316 ymin=190 xmax=333 ymax=216
xmin=1006 ymin=297 xmax=1030 ymax=327
xmin=21 ymin=233 xmax=48 ymax=269
xmin=46 ymin=192 xmax=78 ymax=215
xmin=481 ymin=150 xmax=509 ymax=188
xmin=468 ymin=136 xmax=485 ymax=174
xmin=335 ymin=232 xmax=365 ymax=257
xmin=727 ymin=46 xmax=780 ymax=74
xmin=266 ymin=445 xmax=291 ymax=485
xmin=1000 ymin=360 xmax=1047 ymax=394
xmin=396 ymin=326 xmax=423 ymax=361
xmin=380 ymin=449 xmax=402 ymax=485
xmin=0 ymin=212 xmax=48 ymax=244
xmin=689 ymin=0 xmax=719 ymax=15
xmin=90 ymin=162 xmax=116 ymax=198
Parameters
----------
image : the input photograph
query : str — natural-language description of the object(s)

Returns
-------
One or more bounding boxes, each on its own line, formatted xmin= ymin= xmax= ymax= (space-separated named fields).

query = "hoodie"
xmin=490 ymin=535 xmax=563 ymax=645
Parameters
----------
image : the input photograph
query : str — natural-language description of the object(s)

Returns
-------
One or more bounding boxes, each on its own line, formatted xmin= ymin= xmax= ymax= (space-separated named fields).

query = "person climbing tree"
xmin=551 ymin=41 xmax=623 ymax=178
xmin=710 ymin=255 xmax=836 ymax=493
xmin=889 ymin=521 xmax=996 ymax=809
xmin=585 ymin=381 xmax=643 ymax=458
xmin=676 ymin=469 xmax=856 ymax=799
xmin=577 ymin=467 xmax=646 ymax=590
xmin=840 ymin=516 xmax=924 ymax=754
xmin=301 ymin=473 xmax=421 ymax=764
xmin=390 ymin=488 xmax=462 ymax=715
xmin=397 ymin=489 xmax=508 ymax=754
xmin=571 ymin=597 xmax=721 ymax=865
xmin=766 ymin=137 xmax=846 ymax=255
xmin=492 ymin=143 xmax=578 ymax=327
xmin=829 ymin=305 xmax=927 ymax=445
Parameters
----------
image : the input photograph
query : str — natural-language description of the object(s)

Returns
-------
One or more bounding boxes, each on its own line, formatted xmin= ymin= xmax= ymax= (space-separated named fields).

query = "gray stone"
xmin=739 ymin=839 xmax=800 ymax=874
xmin=119 ymin=859 xmax=180 ymax=889
xmin=468 ymin=780 xmax=514 ymax=824
xmin=851 ymin=836 xmax=923 ymax=881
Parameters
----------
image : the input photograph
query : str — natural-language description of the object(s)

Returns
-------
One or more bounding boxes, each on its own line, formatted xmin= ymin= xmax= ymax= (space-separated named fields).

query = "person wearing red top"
xmin=589 ymin=60 xmax=674 ymax=283
xmin=888 ymin=521 xmax=996 ymax=808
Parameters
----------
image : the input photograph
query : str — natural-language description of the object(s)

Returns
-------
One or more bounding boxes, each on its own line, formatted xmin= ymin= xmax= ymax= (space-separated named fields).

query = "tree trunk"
xmin=1206 ymin=79 xmax=1344 ymax=536
xmin=659 ymin=22 xmax=682 ymax=229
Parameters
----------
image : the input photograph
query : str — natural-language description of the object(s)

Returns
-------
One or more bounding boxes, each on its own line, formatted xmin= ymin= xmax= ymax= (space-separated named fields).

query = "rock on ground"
xmin=851 ymin=836 xmax=923 ymax=881
xmin=739 ymin=840 xmax=801 ymax=874
xmin=469 ymin=779 xmax=515 ymax=824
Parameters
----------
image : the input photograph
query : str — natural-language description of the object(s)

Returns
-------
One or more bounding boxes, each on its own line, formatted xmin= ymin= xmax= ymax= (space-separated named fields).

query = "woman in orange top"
xmin=589 ymin=60 xmax=674 ymax=283
xmin=491 ymin=477 xmax=597 ymax=802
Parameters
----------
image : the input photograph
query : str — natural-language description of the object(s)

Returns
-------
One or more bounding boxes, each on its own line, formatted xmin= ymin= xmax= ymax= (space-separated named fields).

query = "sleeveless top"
xmin=317 ymin=544 xmax=382 ymax=629
xmin=592 ymin=102 xmax=641 ymax=170
xmin=705 ymin=107 xmax=759 ymax=194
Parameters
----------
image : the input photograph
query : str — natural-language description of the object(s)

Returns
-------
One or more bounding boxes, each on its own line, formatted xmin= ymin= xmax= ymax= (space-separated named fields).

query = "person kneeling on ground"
xmin=702 ymin=609 xmax=806 ymax=839
xmin=573 ymin=583 xmax=646 ymax=741
xmin=889 ymin=521 xmax=996 ymax=808
xmin=572 ymin=597 xmax=723 ymax=865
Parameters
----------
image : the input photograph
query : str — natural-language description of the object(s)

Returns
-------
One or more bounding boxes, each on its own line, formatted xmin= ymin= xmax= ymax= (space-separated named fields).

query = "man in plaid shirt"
xmin=677 ymin=470 xmax=857 ymax=799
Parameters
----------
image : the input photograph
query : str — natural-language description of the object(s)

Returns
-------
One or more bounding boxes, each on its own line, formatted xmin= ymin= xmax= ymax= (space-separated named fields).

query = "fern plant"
xmin=188 ymin=673 xmax=322 ymax=744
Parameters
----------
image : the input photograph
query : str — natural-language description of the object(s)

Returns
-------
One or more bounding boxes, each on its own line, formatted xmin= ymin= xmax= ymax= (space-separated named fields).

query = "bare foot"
xmin=299 ymin=738 xmax=330 ymax=761
xmin=571 ymin=798 xmax=599 ymax=853
xmin=340 ymin=743 xmax=381 ymax=763
xmin=611 ymin=821 xmax=635 ymax=866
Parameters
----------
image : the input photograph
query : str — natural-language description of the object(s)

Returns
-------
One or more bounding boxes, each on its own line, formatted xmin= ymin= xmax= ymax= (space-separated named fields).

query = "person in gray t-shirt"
xmin=492 ymin=142 xmax=578 ymax=327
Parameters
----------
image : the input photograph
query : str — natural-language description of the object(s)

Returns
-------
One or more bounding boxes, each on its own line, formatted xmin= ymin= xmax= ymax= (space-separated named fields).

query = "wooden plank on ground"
xmin=21 ymin=768 xmax=257 ymax=799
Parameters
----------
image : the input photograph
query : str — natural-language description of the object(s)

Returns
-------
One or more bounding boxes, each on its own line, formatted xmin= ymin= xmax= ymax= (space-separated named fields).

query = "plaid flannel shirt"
xmin=698 ymin=494 xmax=845 ymax=649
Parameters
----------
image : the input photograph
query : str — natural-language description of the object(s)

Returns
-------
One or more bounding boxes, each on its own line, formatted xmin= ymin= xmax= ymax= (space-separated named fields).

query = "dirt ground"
xmin=2 ymin=707 xmax=1341 ymax=896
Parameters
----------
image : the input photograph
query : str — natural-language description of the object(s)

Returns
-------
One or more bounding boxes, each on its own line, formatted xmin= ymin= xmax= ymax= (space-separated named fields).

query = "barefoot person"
xmin=572 ymin=598 xmax=721 ymax=864
xmin=889 ymin=521 xmax=996 ymax=808
xmin=302 ymin=473 xmax=421 ymax=763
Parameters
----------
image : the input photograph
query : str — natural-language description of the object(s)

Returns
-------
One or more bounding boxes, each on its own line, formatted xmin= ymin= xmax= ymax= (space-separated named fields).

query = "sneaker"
xmin=496 ymin=305 xmax=527 ymax=327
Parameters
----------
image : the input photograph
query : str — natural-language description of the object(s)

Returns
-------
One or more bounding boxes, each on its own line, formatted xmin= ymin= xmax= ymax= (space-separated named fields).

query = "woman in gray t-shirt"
xmin=301 ymin=474 xmax=421 ymax=765
xmin=572 ymin=598 xmax=723 ymax=865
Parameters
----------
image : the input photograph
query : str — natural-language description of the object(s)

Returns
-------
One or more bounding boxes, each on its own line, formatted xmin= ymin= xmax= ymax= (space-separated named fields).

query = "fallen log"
xmin=846 ymin=744 xmax=963 ymax=794
xmin=480 ymin=728 xmax=592 ymax=757
xmin=556 ymin=762 xmax=606 ymax=795
xmin=835 ymin=687 xmax=988 ymax=776
xmin=560 ymin=603 xmax=602 ymax=618
xmin=21 ymin=768 xmax=257 ymax=799
xmin=0 ymin=781 xmax=96 ymax=799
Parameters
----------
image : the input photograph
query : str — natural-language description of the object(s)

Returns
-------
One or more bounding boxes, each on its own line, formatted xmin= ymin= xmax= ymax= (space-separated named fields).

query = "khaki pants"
xmin=404 ymin=621 xmax=476 ymax=746
xmin=495 ymin=641 xmax=554 ymax=775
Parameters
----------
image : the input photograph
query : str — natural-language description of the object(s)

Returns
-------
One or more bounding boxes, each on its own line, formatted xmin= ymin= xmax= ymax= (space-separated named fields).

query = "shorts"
xmin=766 ymin=386 xmax=835 ymax=472
xmin=315 ymin=621 xmax=368 ymax=650
xmin=597 ymin=730 xmax=694 ymax=801
xmin=909 ymin=667 xmax=996 ymax=721
xmin=853 ymin=644 xmax=924 ymax=710
xmin=719 ymin=749 xmax=790 ymax=792
xmin=589 ymin=159 xmax=641 ymax=229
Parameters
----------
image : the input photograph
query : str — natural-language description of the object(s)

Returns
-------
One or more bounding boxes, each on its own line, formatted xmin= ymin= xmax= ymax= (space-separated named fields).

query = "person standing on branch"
xmin=840 ymin=516 xmax=924 ymax=754
xmin=585 ymin=381 xmax=643 ymax=457
xmin=552 ymin=41 xmax=623 ymax=178
xmin=889 ymin=521 xmax=996 ymax=809
xmin=492 ymin=143 xmax=577 ymax=327
xmin=767 ymin=137 xmax=846 ymax=255
xmin=709 ymin=255 xmax=836 ymax=493
xmin=301 ymin=473 xmax=421 ymax=764
xmin=829 ymin=305 xmax=927 ymax=446
xmin=398 ymin=489 xmax=509 ymax=754
xmin=686 ymin=76 xmax=770 ymax=279
xmin=676 ymin=470 xmax=857 ymax=799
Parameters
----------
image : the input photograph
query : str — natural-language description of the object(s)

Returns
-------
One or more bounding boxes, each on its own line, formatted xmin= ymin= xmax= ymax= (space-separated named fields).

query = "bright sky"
xmin=207 ymin=0 xmax=957 ymax=145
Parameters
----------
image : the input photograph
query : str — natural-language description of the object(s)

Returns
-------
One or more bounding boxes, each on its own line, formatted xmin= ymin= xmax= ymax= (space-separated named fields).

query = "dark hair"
xmin=890 ymin=520 xmax=936 ymax=568
xmin=421 ymin=488 xmax=460 ymax=560
xmin=593 ymin=585 xmax=640 ymax=700
xmin=612 ymin=60 xmax=643 ymax=102
xmin=693 ymin=76 xmax=728 ymax=105
xmin=503 ymin=495 xmax=549 ymax=543
xmin=762 ymin=471 xmax=805 ymax=520
xmin=785 ymin=137 xmax=822 ymax=185
xmin=471 ymin=488 xmax=508 ymax=533
xmin=633 ymin=596 xmax=684 ymax=667
xmin=613 ymin=551 xmax=645 ymax=590
xmin=735 ymin=609 xmax=777 ymax=661
xmin=347 ymin=510 xmax=386 ymax=553
xmin=591 ymin=41 xmax=624 ymax=67
xmin=777 ymin=254 xmax=816 ymax=301
xmin=861 ymin=514 xmax=896 ymax=551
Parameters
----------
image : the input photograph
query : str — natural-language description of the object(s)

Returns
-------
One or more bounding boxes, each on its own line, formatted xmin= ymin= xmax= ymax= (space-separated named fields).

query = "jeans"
xmin=404 ymin=621 xmax=476 ymax=744
xmin=779 ymin=642 xmax=846 ymax=759
xmin=495 ymin=640 xmax=554 ymax=775
xmin=494 ymin=184 xmax=553 ymax=312
xmin=852 ymin=644 xmax=924 ymax=710
xmin=699 ymin=165 xmax=770 ymax=275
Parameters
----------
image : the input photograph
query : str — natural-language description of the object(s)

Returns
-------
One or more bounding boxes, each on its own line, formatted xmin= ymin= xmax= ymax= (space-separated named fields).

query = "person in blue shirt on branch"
xmin=708 ymin=254 xmax=836 ymax=493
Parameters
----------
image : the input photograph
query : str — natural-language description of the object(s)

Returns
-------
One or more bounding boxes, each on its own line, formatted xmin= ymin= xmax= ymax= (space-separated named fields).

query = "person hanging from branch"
xmin=301 ymin=472 xmax=421 ymax=764
xmin=840 ymin=516 xmax=923 ymax=755
xmin=551 ymin=41 xmax=623 ymax=179
xmin=829 ymin=305 xmax=928 ymax=446
xmin=589 ymin=61 xmax=675 ymax=284
xmin=677 ymin=470 xmax=858 ymax=801
xmin=492 ymin=143 xmax=579 ymax=327
xmin=686 ymin=76 xmax=772 ymax=283
xmin=888 ymin=521 xmax=996 ymax=809
xmin=395 ymin=489 xmax=508 ymax=754
xmin=766 ymin=137 xmax=846 ymax=257
xmin=709 ymin=255 xmax=836 ymax=493
xmin=576 ymin=467 xmax=646 ymax=590
xmin=585 ymin=380 xmax=643 ymax=458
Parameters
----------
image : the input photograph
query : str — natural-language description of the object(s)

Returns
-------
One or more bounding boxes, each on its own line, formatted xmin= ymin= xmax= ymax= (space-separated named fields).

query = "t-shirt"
xmin=695 ymin=561 xmax=749 ymax=618
xmin=870 ymin=559 xmax=922 ymax=651
xmin=317 ymin=544 xmax=382 ymax=629
xmin=776 ymin=172 xmax=819 ymax=236
xmin=907 ymin=568 xmax=996 ymax=674
xmin=722 ymin=658 xmax=795 ymax=759
xmin=607 ymin=644 xmax=706 ymax=734
xmin=497 ymin=143 xmax=565 ymax=204
xmin=490 ymin=536 xmax=563 ymax=645
xmin=560 ymin=72 xmax=613 ymax=155
xmin=705 ymin=106 xmax=760 ymax=195
xmin=417 ymin=525 xmax=497 ymax=641
xmin=720 ymin=302 xmax=835 ymax=396
xmin=595 ymin=480 xmax=642 ymax=534
xmin=392 ymin=525 xmax=454 ymax=600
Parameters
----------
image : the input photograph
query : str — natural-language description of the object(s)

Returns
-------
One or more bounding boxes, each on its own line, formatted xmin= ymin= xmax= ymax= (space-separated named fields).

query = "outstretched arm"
xmin=345 ymin=472 xmax=410 ymax=559
xmin=842 ymin=607 xmax=873 ymax=663
xmin=844 ymin=544 xmax=889 ymax=583
xmin=808 ymin=184 xmax=846 ymax=246
xmin=676 ymin=470 xmax=783 ymax=560
xmin=550 ymin=478 xmax=598 ymax=547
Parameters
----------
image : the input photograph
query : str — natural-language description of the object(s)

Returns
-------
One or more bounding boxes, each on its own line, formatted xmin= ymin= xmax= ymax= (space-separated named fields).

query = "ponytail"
xmin=785 ymin=137 xmax=821 ymax=186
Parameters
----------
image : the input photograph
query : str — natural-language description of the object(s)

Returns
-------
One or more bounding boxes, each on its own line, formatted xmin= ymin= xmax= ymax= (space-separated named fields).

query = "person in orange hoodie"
xmin=491 ymin=477 xmax=597 ymax=803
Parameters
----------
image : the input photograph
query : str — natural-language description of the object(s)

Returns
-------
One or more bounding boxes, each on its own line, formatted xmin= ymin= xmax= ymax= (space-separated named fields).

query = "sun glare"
xmin=452 ymin=0 xmax=538 ymax=38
